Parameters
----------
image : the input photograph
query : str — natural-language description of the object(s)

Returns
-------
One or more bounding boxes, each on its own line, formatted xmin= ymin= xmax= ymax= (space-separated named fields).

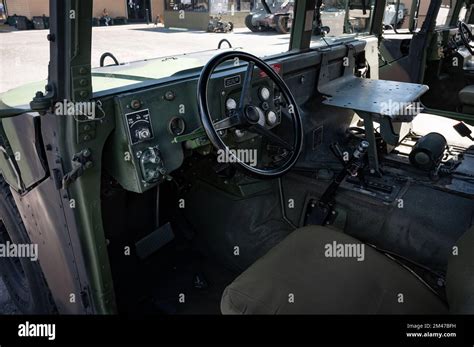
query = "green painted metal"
xmin=0 ymin=58 xmax=206 ymax=111
xmin=172 ymin=128 xmax=207 ymax=144
xmin=2 ymin=0 xmax=468 ymax=315
xmin=0 ymin=124 xmax=22 ymax=191
xmin=60 ymin=0 xmax=117 ymax=313
xmin=40 ymin=0 xmax=117 ymax=314
xmin=370 ymin=0 xmax=387 ymax=37
xmin=1 ymin=117 xmax=43 ymax=189
xmin=290 ymin=0 xmax=315 ymax=51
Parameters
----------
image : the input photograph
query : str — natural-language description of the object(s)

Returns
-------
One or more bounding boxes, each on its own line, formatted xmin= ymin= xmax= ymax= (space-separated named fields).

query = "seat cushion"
xmin=221 ymin=226 xmax=448 ymax=314
xmin=459 ymin=85 xmax=474 ymax=106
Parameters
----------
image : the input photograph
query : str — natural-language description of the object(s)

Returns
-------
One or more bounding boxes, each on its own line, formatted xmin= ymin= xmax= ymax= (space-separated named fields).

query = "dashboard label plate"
xmin=224 ymin=75 xmax=241 ymax=88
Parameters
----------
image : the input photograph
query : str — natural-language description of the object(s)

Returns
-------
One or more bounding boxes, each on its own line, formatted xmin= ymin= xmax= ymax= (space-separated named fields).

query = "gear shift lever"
xmin=305 ymin=140 xmax=369 ymax=226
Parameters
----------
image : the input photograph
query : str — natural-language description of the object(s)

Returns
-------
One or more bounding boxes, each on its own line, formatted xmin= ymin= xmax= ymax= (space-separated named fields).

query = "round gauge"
xmin=259 ymin=87 xmax=271 ymax=101
xmin=168 ymin=117 xmax=186 ymax=136
xmin=267 ymin=111 xmax=277 ymax=126
xmin=226 ymin=98 xmax=237 ymax=110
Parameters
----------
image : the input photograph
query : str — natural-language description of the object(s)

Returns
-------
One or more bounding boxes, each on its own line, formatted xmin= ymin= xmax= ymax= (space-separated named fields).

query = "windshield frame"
xmin=44 ymin=0 xmax=386 ymax=104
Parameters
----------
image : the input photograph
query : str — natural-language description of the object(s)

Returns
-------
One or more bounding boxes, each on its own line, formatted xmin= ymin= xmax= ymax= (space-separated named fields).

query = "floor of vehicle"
xmin=178 ymin=113 xmax=474 ymax=300
xmin=109 ymin=230 xmax=237 ymax=315
xmin=102 ymin=182 xmax=238 ymax=315
xmin=105 ymin=111 xmax=474 ymax=314
xmin=145 ymin=241 xmax=237 ymax=315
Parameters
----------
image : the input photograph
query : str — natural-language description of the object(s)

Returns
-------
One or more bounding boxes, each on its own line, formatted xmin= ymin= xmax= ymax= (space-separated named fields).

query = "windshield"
xmin=254 ymin=0 xmax=294 ymax=13
xmin=436 ymin=0 xmax=463 ymax=27
xmin=90 ymin=0 xmax=378 ymax=93
xmin=0 ymin=0 xmax=377 ymax=96
xmin=311 ymin=0 xmax=376 ymax=48
xmin=91 ymin=0 xmax=296 ymax=93
xmin=381 ymin=0 xmax=466 ymax=34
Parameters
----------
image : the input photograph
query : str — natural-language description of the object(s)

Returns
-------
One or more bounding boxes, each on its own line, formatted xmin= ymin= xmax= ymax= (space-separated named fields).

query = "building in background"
xmin=2 ymin=0 xmax=165 ymax=23
xmin=164 ymin=0 xmax=254 ymax=30
xmin=1 ymin=0 xmax=258 ymax=30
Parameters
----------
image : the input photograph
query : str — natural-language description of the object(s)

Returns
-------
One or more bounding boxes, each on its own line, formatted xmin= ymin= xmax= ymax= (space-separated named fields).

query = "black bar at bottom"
xmin=0 ymin=315 xmax=473 ymax=345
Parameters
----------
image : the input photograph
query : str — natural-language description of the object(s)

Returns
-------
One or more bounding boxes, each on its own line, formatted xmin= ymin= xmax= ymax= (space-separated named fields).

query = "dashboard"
xmin=100 ymin=43 xmax=370 ymax=193
xmin=107 ymin=65 xmax=282 ymax=193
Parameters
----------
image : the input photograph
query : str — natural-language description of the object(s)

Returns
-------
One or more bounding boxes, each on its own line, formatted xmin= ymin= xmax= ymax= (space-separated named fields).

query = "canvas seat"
xmin=221 ymin=225 xmax=473 ymax=314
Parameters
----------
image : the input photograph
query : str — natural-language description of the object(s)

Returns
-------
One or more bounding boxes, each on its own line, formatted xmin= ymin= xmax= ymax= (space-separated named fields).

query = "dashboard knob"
xmin=266 ymin=111 xmax=277 ymax=126
xmin=137 ymin=128 xmax=151 ymax=140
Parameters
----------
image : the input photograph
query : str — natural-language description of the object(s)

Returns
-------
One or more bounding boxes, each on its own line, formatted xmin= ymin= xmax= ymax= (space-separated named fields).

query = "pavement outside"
xmin=0 ymin=23 xmax=291 ymax=94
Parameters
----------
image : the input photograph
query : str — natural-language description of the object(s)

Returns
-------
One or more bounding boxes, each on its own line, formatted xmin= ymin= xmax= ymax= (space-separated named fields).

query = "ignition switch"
xmin=136 ymin=128 xmax=152 ymax=141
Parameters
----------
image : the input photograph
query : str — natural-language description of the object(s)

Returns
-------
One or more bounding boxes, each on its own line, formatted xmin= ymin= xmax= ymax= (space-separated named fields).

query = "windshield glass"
xmin=382 ymin=0 xmax=418 ymax=33
xmin=384 ymin=0 xmax=465 ymax=33
xmin=436 ymin=0 xmax=459 ymax=26
xmin=91 ymin=0 xmax=297 ymax=93
xmin=0 ymin=0 xmax=377 ymax=95
xmin=310 ymin=0 xmax=376 ymax=48
xmin=254 ymin=0 xmax=294 ymax=13
xmin=91 ymin=0 xmax=376 ymax=93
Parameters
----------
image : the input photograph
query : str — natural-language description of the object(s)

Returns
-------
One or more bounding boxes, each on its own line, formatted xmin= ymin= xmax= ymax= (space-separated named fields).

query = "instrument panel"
xmin=107 ymin=66 xmax=280 ymax=193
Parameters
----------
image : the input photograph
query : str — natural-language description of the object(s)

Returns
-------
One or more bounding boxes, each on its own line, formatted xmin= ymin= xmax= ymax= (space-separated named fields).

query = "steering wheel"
xmin=197 ymin=51 xmax=303 ymax=177
xmin=459 ymin=21 xmax=474 ymax=55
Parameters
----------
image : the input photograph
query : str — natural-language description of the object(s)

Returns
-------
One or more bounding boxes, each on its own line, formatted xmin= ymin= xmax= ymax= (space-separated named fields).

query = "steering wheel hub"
xmin=244 ymin=105 xmax=261 ymax=124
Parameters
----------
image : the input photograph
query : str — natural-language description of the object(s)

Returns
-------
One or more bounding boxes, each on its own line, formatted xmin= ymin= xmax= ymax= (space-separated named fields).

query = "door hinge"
xmin=30 ymin=85 xmax=55 ymax=115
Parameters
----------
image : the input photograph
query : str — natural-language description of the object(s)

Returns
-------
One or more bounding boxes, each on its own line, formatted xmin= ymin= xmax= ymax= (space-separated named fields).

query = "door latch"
xmin=61 ymin=149 xmax=93 ymax=189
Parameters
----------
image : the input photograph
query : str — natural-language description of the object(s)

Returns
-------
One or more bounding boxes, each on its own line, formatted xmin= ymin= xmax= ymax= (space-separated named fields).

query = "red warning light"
xmin=259 ymin=63 xmax=282 ymax=78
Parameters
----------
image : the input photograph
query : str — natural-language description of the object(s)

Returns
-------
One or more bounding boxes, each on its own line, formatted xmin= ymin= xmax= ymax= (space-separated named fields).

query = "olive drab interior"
xmin=0 ymin=0 xmax=473 ymax=315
